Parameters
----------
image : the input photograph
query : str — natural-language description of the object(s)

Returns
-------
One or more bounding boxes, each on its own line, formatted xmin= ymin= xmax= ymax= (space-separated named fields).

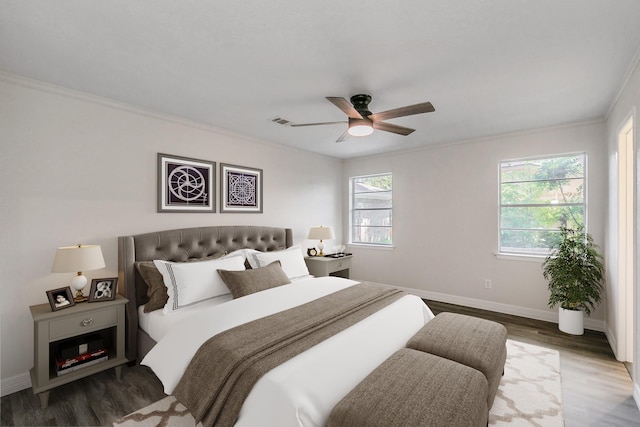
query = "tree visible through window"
xmin=500 ymin=153 xmax=586 ymax=255
xmin=350 ymin=173 xmax=392 ymax=246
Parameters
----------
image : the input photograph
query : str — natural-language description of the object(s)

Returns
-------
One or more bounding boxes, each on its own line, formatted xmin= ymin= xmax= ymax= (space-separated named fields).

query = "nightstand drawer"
xmin=327 ymin=257 xmax=352 ymax=273
xmin=49 ymin=307 xmax=117 ymax=340
xmin=305 ymin=255 xmax=353 ymax=278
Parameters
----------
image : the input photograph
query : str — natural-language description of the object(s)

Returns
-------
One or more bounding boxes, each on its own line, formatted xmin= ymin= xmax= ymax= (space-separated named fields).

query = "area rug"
xmin=114 ymin=339 xmax=563 ymax=427
xmin=490 ymin=340 xmax=564 ymax=427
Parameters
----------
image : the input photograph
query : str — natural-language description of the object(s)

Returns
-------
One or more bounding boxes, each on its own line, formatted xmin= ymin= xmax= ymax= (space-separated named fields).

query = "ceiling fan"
xmin=290 ymin=94 xmax=435 ymax=142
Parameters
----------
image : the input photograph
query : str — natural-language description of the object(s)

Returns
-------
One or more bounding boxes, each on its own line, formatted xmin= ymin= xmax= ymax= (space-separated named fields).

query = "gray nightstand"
xmin=29 ymin=295 xmax=128 ymax=408
xmin=305 ymin=255 xmax=353 ymax=278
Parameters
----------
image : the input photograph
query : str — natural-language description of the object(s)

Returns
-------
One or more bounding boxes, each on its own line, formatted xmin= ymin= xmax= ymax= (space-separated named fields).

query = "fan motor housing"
xmin=350 ymin=94 xmax=373 ymax=117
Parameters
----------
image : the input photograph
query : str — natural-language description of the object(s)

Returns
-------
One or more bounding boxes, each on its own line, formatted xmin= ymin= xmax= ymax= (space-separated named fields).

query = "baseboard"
xmin=372 ymin=282 xmax=607 ymax=332
xmin=1 ymin=372 xmax=31 ymax=397
xmin=634 ymin=381 xmax=640 ymax=411
xmin=605 ymin=324 xmax=621 ymax=360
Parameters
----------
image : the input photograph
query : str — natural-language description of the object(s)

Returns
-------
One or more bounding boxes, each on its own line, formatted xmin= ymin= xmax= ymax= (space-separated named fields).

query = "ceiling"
xmin=2 ymin=1 xmax=640 ymax=159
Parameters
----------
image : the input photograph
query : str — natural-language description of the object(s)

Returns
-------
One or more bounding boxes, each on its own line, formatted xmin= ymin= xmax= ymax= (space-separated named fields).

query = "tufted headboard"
xmin=118 ymin=225 xmax=293 ymax=362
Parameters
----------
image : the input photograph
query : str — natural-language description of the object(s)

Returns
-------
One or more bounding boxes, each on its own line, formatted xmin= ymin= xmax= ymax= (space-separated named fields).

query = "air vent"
xmin=269 ymin=117 xmax=291 ymax=126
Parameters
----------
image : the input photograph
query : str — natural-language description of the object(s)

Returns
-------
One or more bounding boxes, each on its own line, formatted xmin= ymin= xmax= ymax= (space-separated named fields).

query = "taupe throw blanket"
xmin=173 ymin=283 xmax=404 ymax=427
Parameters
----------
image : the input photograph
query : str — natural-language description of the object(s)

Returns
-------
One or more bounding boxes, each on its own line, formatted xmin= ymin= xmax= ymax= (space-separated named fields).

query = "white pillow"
xmin=154 ymin=255 xmax=245 ymax=313
xmin=224 ymin=248 xmax=261 ymax=268
xmin=251 ymin=245 xmax=310 ymax=280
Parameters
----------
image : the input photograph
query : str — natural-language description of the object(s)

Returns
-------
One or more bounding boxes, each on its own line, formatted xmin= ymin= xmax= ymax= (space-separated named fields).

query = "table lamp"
xmin=307 ymin=226 xmax=335 ymax=256
xmin=52 ymin=244 xmax=106 ymax=302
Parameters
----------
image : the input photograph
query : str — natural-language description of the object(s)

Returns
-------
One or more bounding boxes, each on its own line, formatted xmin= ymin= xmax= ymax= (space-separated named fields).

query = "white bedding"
xmin=141 ymin=276 xmax=434 ymax=427
xmin=138 ymin=293 xmax=233 ymax=342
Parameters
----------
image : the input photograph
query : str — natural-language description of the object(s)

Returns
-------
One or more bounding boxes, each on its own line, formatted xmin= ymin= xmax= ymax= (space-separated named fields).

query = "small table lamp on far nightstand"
xmin=52 ymin=244 xmax=105 ymax=302
xmin=308 ymin=226 xmax=335 ymax=256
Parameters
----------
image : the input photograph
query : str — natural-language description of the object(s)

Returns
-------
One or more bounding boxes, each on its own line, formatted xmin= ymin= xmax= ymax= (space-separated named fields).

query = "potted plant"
xmin=542 ymin=227 xmax=605 ymax=335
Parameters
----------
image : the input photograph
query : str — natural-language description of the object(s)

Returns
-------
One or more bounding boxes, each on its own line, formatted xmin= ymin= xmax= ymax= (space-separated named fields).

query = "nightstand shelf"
xmin=305 ymin=255 xmax=353 ymax=278
xmin=29 ymin=295 xmax=128 ymax=408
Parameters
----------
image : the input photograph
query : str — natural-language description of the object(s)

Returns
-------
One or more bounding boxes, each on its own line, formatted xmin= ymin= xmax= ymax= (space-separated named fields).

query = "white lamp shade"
xmin=307 ymin=226 xmax=335 ymax=241
xmin=52 ymin=245 xmax=106 ymax=273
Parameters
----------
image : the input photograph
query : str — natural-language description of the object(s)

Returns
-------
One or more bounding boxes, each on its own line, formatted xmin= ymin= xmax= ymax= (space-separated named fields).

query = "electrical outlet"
xmin=484 ymin=279 xmax=492 ymax=289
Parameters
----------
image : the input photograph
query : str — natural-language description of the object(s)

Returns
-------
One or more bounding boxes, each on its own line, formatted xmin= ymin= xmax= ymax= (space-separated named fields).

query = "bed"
xmin=117 ymin=225 xmax=434 ymax=427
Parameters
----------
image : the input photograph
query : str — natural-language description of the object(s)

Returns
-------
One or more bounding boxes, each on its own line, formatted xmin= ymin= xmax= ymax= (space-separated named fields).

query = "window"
xmin=350 ymin=173 xmax=392 ymax=246
xmin=499 ymin=153 xmax=586 ymax=255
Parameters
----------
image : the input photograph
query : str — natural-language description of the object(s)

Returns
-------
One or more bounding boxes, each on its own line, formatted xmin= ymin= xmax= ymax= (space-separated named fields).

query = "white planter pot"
xmin=558 ymin=307 xmax=584 ymax=335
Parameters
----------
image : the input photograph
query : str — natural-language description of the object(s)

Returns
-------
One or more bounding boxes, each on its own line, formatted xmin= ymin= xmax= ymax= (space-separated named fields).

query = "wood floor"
xmin=2 ymin=301 xmax=639 ymax=426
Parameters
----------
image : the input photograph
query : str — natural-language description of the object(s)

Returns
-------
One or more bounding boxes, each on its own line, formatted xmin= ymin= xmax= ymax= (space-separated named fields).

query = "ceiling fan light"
xmin=348 ymin=119 xmax=374 ymax=136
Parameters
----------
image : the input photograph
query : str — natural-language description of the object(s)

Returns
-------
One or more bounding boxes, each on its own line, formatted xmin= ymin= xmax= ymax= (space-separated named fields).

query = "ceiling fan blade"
xmin=373 ymin=121 xmax=415 ymax=136
xmin=368 ymin=102 xmax=435 ymax=122
xmin=326 ymin=97 xmax=363 ymax=119
xmin=290 ymin=121 xmax=346 ymax=127
xmin=336 ymin=130 xmax=350 ymax=143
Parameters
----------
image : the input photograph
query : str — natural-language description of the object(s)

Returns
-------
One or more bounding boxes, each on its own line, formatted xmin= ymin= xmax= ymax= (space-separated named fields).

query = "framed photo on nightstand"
xmin=46 ymin=287 xmax=75 ymax=311
xmin=88 ymin=278 xmax=117 ymax=302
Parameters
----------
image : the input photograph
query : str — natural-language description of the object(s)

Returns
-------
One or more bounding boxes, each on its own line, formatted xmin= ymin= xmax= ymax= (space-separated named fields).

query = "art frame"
xmin=88 ymin=277 xmax=118 ymax=302
xmin=46 ymin=286 xmax=76 ymax=312
xmin=157 ymin=153 xmax=216 ymax=213
xmin=220 ymin=163 xmax=263 ymax=213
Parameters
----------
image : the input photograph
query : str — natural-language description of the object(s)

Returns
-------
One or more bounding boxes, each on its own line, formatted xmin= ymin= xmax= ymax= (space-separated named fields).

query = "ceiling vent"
xmin=270 ymin=117 xmax=291 ymax=126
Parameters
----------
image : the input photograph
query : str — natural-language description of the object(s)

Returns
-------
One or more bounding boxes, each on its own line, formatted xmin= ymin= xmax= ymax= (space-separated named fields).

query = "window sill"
xmin=494 ymin=252 xmax=546 ymax=263
xmin=348 ymin=243 xmax=395 ymax=251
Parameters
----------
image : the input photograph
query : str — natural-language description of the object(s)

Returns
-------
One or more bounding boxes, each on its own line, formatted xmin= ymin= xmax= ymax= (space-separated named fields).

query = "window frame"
xmin=349 ymin=172 xmax=393 ymax=247
xmin=498 ymin=152 xmax=587 ymax=257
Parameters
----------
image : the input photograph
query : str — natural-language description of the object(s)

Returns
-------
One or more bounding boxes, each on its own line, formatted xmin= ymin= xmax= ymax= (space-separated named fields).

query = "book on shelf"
xmin=55 ymin=348 xmax=108 ymax=376
xmin=59 ymin=334 xmax=105 ymax=359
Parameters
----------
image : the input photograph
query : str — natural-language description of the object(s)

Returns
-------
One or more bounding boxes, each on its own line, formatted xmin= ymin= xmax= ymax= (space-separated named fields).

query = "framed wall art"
xmin=46 ymin=286 xmax=75 ymax=311
xmin=88 ymin=277 xmax=118 ymax=302
xmin=220 ymin=163 xmax=263 ymax=213
xmin=157 ymin=153 xmax=215 ymax=213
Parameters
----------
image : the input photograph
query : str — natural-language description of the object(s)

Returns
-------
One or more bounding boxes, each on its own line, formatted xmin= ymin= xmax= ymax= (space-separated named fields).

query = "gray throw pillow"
xmin=218 ymin=261 xmax=291 ymax=299
xmin=135 ymin=261 xmax=168 ymax=313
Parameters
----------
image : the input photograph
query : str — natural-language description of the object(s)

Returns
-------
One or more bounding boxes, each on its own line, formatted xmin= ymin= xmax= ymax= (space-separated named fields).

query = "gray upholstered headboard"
xmin=118 ymin=225 xmax=293 ymax=362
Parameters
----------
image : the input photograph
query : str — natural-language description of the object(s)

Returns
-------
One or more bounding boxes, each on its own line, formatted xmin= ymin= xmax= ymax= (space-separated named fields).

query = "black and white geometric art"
xmin=158 ymin=153 xmax=215 ymax=213
xmin=220 ymin=163 xmax=263 ymax=213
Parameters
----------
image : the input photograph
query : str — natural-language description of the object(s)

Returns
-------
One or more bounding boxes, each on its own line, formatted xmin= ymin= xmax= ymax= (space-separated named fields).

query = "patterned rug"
xmin=490 ymin=340 xmax=564 ymax=426
xmin=114 ymin=339 xmax=563 ymax=427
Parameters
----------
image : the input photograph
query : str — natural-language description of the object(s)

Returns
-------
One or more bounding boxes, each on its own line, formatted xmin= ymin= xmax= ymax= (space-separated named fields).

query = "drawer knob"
xmin=338 ymin=262 xmax=343 ymax=267
xmin=81 ymin=318 xmax=94 ymax=327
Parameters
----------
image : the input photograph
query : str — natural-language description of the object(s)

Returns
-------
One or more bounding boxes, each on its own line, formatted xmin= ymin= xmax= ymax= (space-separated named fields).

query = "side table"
xmin=304 ymin=254 xmax=353 ymax=278
xmin=29 ymin=294 xmax=128 ymax=408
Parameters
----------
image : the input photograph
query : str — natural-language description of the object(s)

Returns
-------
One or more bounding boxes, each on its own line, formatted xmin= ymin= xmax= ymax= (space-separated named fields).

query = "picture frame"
xmin=88 ymin=278 xmax=118 ymax=302
xmin=220 ymin=163 xmax=263 ymax=213
xmin=157 ymin=153 xmax=216 ymax=213
xmin=46 ymin=286 xmax=76 ymax=312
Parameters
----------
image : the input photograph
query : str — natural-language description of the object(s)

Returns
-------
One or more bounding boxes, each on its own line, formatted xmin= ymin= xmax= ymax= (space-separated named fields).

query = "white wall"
xmin=343 ymin=120 xmax=608 ymax=327
xmin=0 ymin=75 xmax=343 ymax=394
xmin=605 ymin=53 xmax=640 ymax=408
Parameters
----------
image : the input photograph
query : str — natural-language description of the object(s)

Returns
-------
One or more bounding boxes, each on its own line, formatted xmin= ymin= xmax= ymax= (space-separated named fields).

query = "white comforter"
xmin=142 ymin=276 xmax=434 ymax=427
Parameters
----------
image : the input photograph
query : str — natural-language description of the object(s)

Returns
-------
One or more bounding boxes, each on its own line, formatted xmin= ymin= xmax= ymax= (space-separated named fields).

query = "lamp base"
xmin=71 ymin=273 xmax=88 ymax=303
xmin=73 ymin=290 xmax=88 ymax=303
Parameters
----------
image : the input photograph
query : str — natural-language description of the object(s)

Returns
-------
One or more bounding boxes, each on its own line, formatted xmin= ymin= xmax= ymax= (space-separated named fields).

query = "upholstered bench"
xmin=406 ymin=312 xmax=508 ymax=408
xmin=327 ymin=348 xmax=488 ymax=427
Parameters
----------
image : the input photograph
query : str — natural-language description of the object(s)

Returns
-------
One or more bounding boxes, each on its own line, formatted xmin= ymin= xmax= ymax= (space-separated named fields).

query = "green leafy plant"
xmin=542 ymin=227 xmax=605 ymax=316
